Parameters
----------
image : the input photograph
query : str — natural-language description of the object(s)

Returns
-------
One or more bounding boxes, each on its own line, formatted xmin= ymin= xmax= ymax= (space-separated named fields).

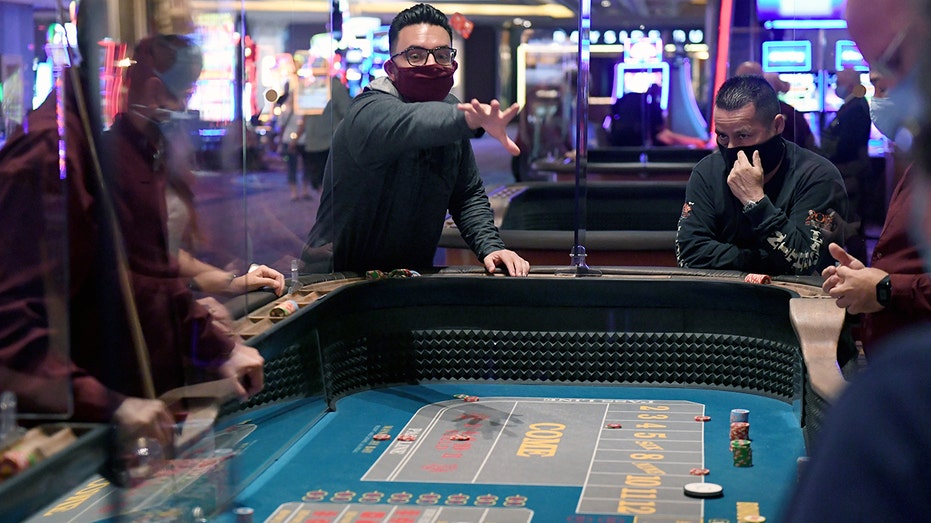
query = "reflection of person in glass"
xmin=302 ymin=3 xmax=529 ymax=276
xmin=675 ymin=75 xmax=848 ymax=275
xmin=0 ymin=34 xmax=263 ymax=454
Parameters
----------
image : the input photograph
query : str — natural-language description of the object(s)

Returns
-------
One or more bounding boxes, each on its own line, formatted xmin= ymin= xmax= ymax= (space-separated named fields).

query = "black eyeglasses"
xmin=390 ymin=46 xmax=457 ymax=66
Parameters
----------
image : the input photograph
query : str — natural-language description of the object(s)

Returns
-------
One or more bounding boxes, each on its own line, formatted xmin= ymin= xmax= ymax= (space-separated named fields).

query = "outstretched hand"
xmin=457 ymin=99 xmax=521 ymax=156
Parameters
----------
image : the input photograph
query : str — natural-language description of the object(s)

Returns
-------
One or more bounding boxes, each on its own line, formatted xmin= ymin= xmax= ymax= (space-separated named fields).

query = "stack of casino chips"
xmin=731 ymin=439 xmax=752 ymax=467
xmin=729 ymin=409 xmax=752 ymax=467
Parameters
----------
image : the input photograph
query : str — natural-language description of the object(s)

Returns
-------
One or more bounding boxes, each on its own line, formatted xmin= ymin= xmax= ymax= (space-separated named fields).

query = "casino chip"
xmin=397 ymin=434 xmax=417 ymax=441
xmin=683 ymin=482 xmax=724 ymax=498
xmin=463 ymin=396 xmax=480 ymax=402
xmin=373 ymin=433 xmax=391 ymax=441
xmin=744 ymin=273 xmax=772 ymax=285
xmin=694 ymin=415 xmax=711 ymax=422
xmin=605 ymin=423 xmax=623 ymax=429
xmin=689 ymin=467 xmax=710 ymax=476
xmin=233 ymin=507 xmax=255 ymax=523
xmin=449 ymin=434 xmax=471 ymax=441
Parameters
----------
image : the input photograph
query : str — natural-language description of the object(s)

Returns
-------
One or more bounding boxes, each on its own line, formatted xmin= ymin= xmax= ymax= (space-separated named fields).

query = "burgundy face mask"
xmin=389 ymin=61 xmax=458 ymax=102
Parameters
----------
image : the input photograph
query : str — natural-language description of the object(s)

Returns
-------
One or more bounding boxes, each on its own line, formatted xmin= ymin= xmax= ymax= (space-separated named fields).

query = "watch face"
xmin=876 ymin=277 xmax=892 ymax=306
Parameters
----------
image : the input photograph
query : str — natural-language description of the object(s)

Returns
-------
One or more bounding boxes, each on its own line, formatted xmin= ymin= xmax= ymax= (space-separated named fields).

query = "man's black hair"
xmin=715 ymin=75 xmax=781 ymax=125
xmin=388 ymin=3 xmax=453 ymax=54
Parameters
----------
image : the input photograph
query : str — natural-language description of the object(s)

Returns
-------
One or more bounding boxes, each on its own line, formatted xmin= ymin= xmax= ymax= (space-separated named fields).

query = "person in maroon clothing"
xmin=0 ymin=35 xmax=263 ymax=450
xmin=820 ymin=0 xmax=931 ymax=359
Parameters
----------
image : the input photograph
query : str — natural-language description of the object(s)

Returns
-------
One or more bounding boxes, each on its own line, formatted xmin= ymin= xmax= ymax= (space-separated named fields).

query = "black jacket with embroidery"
xmin=676 ymin=139 xmax=848 ymax=275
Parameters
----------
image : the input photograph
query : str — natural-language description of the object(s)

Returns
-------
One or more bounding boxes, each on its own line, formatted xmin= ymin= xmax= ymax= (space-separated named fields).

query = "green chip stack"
xmin=731 ymin=438 xmax=752 ymax=467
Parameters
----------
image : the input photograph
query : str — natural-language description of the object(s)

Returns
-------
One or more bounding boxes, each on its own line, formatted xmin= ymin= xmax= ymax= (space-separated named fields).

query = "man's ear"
xmin=383 ymin=59 xmax=397 ymax=81
xmin=772 ymin=112 xmax=786 ymax=136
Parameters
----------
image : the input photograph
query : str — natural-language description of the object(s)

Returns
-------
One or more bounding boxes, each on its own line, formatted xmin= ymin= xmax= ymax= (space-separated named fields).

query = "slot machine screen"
xmin=623 ymin=70 xmax=665 ymax=95
xmin=756 ymin=0 xmax=845 ymax=21
xmin=777 ymin=72 xmax=822 ymax=113
xmin=612 ymin=63 xmax=669 ymax=109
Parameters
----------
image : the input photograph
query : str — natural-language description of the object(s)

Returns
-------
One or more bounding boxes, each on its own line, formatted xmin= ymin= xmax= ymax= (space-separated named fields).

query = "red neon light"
xmin=711 ymin=0 xmax=734 ymax=136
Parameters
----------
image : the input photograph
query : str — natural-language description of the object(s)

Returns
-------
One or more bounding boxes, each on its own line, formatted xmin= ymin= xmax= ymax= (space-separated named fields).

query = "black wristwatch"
xmin=875 ymin=275 xmax=892 ymax=307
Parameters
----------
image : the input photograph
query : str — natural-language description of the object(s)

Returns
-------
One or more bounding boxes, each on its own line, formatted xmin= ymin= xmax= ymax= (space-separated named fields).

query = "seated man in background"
xmin=302 ymin=3 xmax=529 ymax=277
xmin=676 ymin=75 xmax=848 ymax=275
xmin=605 ymin=84 xmax=707 ymax=148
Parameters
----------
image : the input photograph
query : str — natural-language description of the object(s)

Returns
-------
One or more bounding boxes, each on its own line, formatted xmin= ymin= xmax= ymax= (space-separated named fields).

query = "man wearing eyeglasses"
xmin=302 ymin=3 xmax=530 ymax=277
xmin=819 ymin=0 xmax=931 ymax=361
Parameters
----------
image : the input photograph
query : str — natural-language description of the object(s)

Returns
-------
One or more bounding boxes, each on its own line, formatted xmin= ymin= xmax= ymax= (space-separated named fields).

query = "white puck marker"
xmin=683 ymin=482 xmax=724 ymax=498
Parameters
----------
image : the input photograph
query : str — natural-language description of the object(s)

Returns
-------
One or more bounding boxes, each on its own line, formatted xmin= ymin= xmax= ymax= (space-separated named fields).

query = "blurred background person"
xmin=605 ymin=83 xmax=707 ymax=148
xmin=301 ymin=71 xmax=351 ymax=197
xmin=277 ymin=89 xmax=305 ymax=201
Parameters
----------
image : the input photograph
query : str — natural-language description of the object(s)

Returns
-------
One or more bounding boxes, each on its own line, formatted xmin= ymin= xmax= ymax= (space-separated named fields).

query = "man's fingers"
xmin=828 ymin=242 xmax=856 ymax=267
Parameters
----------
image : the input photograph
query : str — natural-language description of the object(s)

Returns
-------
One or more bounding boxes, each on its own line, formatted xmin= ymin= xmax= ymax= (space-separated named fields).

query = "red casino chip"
xmin=694 ymin=415 xmax=711 ymax=422
xmin=744 ymin=273 xmax=772 ymax=285
xmin=372 ymin=433 xmax=391 ymax=441
xmin=463 ymin=396 xmax=480 ymax=402
xmin=397 ymin=434 xmax=417 ymax=441
xmin=449 ymin=433 xmax=471 ymax=441
xmin=689 ymin=467 xmax=711 ymax=476
xmin=605 ymin=423 xmax=623 ymax=429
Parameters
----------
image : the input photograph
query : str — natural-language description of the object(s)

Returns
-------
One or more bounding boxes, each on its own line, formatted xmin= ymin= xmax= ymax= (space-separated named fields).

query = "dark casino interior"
xmin=0 ymin=0 xmax=924 ymax=521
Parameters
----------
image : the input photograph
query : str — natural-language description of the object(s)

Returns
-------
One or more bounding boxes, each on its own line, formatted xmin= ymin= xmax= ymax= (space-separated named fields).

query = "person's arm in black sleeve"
xmin=347 ymin=90 xmax=477 ymax=158
xmin=676 ymin=160 xmax=761 ymax=270
xmin=448 ymin=141 xmax=506 ymax=260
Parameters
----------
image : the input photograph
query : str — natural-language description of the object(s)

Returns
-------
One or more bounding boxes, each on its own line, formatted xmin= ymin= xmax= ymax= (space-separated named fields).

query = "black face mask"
xmin=718 ymin=133 xmax=786 ymax=176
